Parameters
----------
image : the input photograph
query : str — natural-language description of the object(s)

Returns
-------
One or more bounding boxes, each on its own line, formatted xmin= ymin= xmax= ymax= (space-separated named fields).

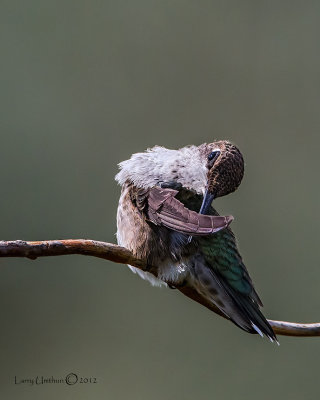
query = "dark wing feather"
xmin=212 ymin=269 xmax=277 ymax=341
xmin=143 ymin=187 xmax=233 ymax=235
xmin=199 ymin=211 xmax=277 ymax=340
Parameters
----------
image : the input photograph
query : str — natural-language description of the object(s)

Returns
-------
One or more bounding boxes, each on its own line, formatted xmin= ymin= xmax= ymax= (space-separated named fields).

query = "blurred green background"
xmin=1 ymin=1 xmax=320 ymax=399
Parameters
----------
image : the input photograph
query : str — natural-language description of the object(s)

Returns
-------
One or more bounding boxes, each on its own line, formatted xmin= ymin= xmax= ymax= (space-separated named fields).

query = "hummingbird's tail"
xmin=188 ymin=263 xmax=278 ymax=343
xmin=215 ymin=272 xmax=278 ymax=343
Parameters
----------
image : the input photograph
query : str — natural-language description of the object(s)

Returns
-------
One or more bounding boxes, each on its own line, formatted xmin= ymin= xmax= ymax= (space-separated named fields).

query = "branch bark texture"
xmin=1 ymin=239 xmax=319 ymax=338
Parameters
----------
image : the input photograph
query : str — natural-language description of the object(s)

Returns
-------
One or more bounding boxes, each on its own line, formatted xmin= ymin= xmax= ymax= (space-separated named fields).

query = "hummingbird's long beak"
xmin=199 ymin=189 xmax=215 ymax=215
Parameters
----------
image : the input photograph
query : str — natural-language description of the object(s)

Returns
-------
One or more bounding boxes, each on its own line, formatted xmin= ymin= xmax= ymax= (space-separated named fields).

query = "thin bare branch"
xmin=0 ymin=239 xmax=319 ymax=338
xmin=0 ymin=239 xmax=146 ymax=268
xmin=267 ymin=320 xmax=320 ymax=337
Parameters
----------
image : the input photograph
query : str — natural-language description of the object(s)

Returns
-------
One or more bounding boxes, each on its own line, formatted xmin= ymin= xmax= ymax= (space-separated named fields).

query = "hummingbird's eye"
xmin=208 ymin=150 xmax=220 ymax=162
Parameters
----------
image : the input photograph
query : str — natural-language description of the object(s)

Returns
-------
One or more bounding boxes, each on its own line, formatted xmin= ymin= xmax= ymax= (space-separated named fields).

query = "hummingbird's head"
xmin=115 ymin=140 xmax=244 ymax=213
xmin=198 ymin=140 xmax=244 ymax=214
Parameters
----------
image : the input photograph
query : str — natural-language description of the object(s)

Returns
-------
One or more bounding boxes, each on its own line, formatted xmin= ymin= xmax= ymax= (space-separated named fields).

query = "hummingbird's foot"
xmin=144 ymin=263 xmax=153 ymax=273
xmin=167 ymin=283 xmax=177 ymax=289
xmin=166 ymin=279 xmax=187 ymax=290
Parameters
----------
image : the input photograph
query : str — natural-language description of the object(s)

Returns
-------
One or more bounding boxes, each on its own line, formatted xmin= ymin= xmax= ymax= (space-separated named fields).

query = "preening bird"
xmin=115 ymin=141 xmax=277 ymax=343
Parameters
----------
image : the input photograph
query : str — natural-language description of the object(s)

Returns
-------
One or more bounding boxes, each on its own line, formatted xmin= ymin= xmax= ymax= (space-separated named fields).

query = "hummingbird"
xmin=115 ymin=141 xmax=277 ymax=342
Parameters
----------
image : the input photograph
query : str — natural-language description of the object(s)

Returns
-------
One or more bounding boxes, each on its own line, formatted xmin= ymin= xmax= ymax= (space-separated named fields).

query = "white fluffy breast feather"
xmin=115 ymin=145 xmax=207 ymax=287
xmin=115 ymin=145 xmax=207 ymax=194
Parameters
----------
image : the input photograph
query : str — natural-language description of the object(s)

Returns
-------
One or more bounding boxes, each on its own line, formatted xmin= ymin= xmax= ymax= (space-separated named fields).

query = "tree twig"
xmin=0 ymin=239 xmax=319 ymax=338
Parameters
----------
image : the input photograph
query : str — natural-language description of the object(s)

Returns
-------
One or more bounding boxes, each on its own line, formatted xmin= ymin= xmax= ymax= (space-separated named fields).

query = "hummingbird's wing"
xmin=200 ymin=213 xmax=263 ymax=303
xmin=137 ymin=186 xmax=233 ymax=235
